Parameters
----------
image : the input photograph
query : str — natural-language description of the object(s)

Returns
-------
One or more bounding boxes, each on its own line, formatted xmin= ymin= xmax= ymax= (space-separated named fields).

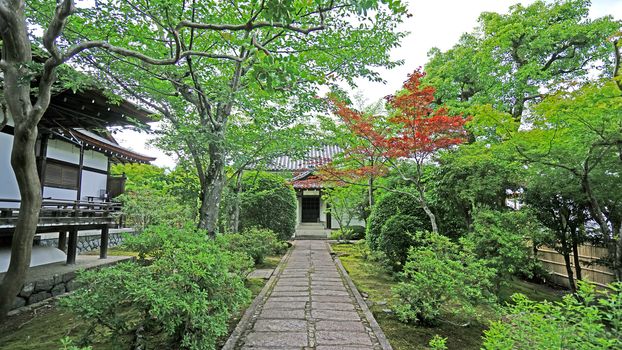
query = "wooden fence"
xmin=537 ymin=244 xmax=615 ymax=289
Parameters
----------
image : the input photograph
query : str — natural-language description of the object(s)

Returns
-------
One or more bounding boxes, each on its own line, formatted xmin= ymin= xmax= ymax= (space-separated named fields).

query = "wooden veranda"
xmin=0 ymin=198 xmax=122 ymax=264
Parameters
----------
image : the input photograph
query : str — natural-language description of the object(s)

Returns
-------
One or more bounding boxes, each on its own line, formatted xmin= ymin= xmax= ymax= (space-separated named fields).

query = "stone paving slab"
xmin=223 ymin=240 xmax=393 ymax=350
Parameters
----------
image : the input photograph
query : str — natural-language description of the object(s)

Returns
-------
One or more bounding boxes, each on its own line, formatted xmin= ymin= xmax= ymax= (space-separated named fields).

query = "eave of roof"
xmin=68 ymin=128 xmax=156 ymax=164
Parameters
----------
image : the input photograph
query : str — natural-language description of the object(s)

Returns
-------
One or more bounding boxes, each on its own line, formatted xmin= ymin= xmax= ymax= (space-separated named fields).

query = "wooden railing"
xmin=0 ymin=198 xmax=122 ymax=229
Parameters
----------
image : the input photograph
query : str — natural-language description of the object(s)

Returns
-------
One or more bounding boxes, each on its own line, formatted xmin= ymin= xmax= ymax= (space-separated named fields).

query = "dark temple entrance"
xmin=301 ymin=197 xmax=320 ymax=223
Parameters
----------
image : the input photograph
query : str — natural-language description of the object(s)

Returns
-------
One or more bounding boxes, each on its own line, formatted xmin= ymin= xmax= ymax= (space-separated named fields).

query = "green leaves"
xmin=64 ymin=225 xmax=253 ymax=350
xmin=391 ymin=232 xmax=497 ymax=324
xmin=483 ymin=281 xmax=622 ymax=349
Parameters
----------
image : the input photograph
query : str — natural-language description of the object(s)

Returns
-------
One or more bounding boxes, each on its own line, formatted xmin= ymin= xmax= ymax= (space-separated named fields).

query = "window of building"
xmin=44 ymin=161 xmax=79 ymax=190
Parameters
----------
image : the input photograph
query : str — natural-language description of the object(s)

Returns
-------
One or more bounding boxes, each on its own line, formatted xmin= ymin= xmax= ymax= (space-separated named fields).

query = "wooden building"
xmin=268 ymin=145 xmax=365 ymax=231
xmin=0 ymin=87 xmax=155 ymax=267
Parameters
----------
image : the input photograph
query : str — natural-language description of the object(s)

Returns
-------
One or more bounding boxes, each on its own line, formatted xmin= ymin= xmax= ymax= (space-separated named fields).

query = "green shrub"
xmin=217 ymin=227 xmax=286 ymax=265
xmin=378 ymin=214 xmax=422 ymax=270
xmin=428 ymin=335 xmax=448 ymax=350
xmin=366 ymin=188 xmax=430 ymax=251
xmin=469 ymin=208 xmax=543 ymax=290
xmin=330 ymin=228 xmax=355 ymax=242
xmin=482 ymin=281 xmax=622 ymax=349
xmin=63 ymin=226 xmax=252 ymax=350
xmin=354 ymin=239 xmax=371 ymax=260
xmin=344 ymin=225 xmax=366 ymax=240
xmin=238 ymin=172 xmax=297 ymax=240
xmin=392 ymin=232 xmax=496 ymax=324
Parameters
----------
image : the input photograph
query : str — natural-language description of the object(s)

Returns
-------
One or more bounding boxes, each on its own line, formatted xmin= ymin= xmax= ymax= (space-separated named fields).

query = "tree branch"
xmin=177 ymin=20 xmax=324 ymax=35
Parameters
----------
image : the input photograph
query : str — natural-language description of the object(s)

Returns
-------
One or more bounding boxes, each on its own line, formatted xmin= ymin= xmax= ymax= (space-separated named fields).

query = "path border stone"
xmin=222 ymin=245 xmax=294 ymax=350
xmin=331 ymin=249 xmax=393 ymax=350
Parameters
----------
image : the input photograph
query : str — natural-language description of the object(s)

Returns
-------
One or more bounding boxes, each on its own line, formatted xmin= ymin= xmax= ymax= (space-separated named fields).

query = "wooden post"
xmin=66 ymin=228 xmax=78 ymax=265
xmin=100 ymin=226 xmax=109 ymax=259
xmin=58 ymin=230 xmax=67 ymax=253
xmin=76 ymin=142 xmax=84 ymax=201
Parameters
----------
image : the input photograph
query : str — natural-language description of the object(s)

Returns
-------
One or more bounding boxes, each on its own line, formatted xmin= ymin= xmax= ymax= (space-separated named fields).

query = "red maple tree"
xmin=323 ymin=69 xmax=469 ymax=232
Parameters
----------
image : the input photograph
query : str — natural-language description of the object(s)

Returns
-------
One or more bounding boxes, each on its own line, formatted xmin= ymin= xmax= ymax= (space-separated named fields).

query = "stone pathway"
xmin=223 ymin=240 xmax=391 ymax=350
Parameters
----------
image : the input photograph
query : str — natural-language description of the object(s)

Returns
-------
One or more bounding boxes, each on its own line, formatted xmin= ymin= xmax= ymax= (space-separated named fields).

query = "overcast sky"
xmin=114 ymin=0 xmax=622 ymax=168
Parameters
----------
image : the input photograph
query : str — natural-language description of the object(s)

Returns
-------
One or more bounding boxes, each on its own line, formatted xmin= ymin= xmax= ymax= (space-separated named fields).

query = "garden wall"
xmin=35 ymin=228 xmax=133 ymax=253
xmin=537 ymin=243 xmax=615 ymax=288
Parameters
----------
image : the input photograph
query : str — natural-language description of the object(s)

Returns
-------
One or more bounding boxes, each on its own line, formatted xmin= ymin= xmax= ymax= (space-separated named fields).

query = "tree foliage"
xmin=424 ymin=0 xmax=619 ymax=121
xmin=327 ymin=70 xmax=469 ymax=232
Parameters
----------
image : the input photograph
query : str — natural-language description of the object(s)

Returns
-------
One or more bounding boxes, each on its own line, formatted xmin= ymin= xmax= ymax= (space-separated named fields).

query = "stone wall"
xmin=12 ymin=271 xmax=79 ymax=309
xmin=11 ymin=257 xmax=133 ymax=310
xmin=37 ymin=230 xmax=128 ymax=253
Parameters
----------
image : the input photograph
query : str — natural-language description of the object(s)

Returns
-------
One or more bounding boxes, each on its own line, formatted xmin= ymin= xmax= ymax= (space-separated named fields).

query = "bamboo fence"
xmin=537 ymin=243 xmax=615 ymax=289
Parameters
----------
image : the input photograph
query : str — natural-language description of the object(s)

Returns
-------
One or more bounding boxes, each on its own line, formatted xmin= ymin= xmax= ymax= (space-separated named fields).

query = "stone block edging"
xmin=222 ymin=245 xmax=294 ymax=350
xmin=330 ymin=245 xmax=394 ymax=350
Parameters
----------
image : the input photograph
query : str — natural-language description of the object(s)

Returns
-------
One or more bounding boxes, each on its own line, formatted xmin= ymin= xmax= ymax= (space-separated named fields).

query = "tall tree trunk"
xmin=229 ymin=170 xmax=243 ymax=233
xmin=198 ymin=129 xmax=226 ymax=237
xmin=579 ymin=171 xmax=619 ymax=279
xmin=368 ymin=176 xmax=374 ymax=207
xmin=570 ymin=226 xmax=582 ymax=281
xmin=559 ymin=234 xmax=576 ymax=293
xmin=416 ymin=187 xmax=438 ymax=233
xmin=0 ymin=3 xmax=46 ymax=320
xmin=0 ymin=126 xmax=42 ymax=319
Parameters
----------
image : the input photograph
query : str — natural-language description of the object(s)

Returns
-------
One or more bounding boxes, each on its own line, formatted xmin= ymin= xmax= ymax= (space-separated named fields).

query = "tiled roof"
xmin=268 ymin=145 xmax=343 ymax=171
xmin=67 ymin=128 xmax=156 ymax=163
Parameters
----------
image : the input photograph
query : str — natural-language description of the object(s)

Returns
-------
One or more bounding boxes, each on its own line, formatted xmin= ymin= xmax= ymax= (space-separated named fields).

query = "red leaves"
xmin=328 ymin=69 xmax=469 ymax=174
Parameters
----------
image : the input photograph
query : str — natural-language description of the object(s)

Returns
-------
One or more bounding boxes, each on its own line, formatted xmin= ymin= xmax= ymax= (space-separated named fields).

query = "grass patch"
xmin=255 ymin=255 xmax=282 ymax=270
xmin=331 ymin=242 xmax=565 ymax=350
xmin=82 ymin=246 xmax=139 ymax=257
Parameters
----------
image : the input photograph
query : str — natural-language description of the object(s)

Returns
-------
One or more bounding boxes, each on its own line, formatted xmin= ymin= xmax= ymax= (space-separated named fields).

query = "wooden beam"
xmin=58 ymin=230 xmax=67 ymax=253
xmin=76 ymin=142 xmax=84 ymax=201
xmin=66 ymin=228 xmax=78 ymax=264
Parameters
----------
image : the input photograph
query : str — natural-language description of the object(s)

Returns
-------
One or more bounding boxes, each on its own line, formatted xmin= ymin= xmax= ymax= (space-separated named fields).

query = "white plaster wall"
xmin=46 ymin=139 xmax=80 ymax=164
xmin=0 ymin=132 xmax=20 ymax=208
xmin=296 ymin=197 xmax=302 ymax=224
xmin=43 ymin=187 xmax=77 ymax=201
xmin=83 ymin=149 xmax=108 ymax=171
xmin=80 ymin=170 xmax=107 ymax=200
xmin=330 ymin=215 xmax=365 ymax=229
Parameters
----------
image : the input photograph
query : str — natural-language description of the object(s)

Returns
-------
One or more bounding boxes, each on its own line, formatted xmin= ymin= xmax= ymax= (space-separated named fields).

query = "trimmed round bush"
xmin=239 ymin=172 xmax=297 ymax=240
xmin=378 ymin=214 xmax=424 ymax=269
xmin=366 ymin=188 xmax=430 ymax=251
xmin=217 ymin=227 xmax=286 ymax=264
